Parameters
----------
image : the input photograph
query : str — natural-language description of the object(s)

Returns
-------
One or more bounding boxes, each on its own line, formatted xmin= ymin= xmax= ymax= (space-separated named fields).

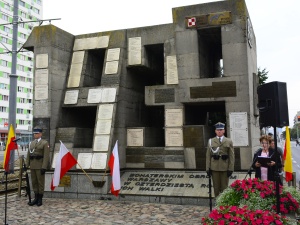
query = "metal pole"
xmin=8 ymin=0 xmax=19 ymax=173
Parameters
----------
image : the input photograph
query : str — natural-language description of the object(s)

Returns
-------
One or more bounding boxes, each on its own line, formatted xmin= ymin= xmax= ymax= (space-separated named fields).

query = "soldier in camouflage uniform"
xmin=26 ymin=126 xmax=50 ymax=206
xmin=206 ymin=122 xmax=235 ymax=197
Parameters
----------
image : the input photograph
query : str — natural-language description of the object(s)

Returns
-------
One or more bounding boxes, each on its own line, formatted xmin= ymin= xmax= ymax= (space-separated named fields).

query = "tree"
xmin=258 ymin=67 xmax=269 ymax=85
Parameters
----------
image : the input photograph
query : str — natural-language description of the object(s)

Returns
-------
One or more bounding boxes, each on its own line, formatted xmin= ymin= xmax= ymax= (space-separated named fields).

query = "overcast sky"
xmin=43 ymin=0 xmax=299 ymax=128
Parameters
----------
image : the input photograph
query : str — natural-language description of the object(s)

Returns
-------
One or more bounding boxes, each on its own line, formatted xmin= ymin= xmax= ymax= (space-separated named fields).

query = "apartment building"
xmin=0 ymin=0 xmax=43 ymax=145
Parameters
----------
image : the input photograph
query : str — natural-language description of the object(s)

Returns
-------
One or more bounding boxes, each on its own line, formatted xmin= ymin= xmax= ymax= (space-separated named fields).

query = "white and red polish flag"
xmin=108 ymin=140 xmax=121 ymax=197
xmin=51 ymin=141 xmax=77 ymax=191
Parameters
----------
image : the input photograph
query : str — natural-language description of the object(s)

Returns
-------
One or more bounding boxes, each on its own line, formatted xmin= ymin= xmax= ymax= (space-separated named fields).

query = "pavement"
xmin=0 ymin=195 xmax=211 ymax=225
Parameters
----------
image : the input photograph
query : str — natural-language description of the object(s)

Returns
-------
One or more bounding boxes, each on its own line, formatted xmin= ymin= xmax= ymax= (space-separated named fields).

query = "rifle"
xmin=208 ymin=168 xmax=212 ymax=212
xmin=22 ymin=157 xmax=31 ymax=204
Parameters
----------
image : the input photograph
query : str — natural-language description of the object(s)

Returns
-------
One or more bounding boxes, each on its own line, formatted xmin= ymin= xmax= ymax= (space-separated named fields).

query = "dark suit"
xmin=26 ymin=139 xmax=50 ymax=194
xmin=206 ymin=136 xmax=234 ymax=196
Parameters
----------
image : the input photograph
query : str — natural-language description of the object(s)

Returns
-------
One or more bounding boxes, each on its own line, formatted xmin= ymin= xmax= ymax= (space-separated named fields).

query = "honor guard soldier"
xmin=26 ymin=126 xmax=50 ymax=206
xmin=206 ymin=122 xmax=235 ymax=197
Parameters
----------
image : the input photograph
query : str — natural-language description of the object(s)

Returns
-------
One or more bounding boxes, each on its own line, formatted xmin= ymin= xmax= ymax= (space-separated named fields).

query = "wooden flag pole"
xmin=76 ymin=162 xmax=104 ymax=187
xmin=76 ymin=162 xmax=94 ymax=184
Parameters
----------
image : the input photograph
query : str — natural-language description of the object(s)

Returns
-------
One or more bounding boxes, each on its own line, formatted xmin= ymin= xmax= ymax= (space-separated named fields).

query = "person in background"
xmin=270 ymin=139 xmax=284 ymax=185
xmin=252 ymin=135 xmax=282 ymax=182
xmin=206 ymin=122 xmax=235 ymax=197
xmin=26 ymin=126 xmax=50 ymax=206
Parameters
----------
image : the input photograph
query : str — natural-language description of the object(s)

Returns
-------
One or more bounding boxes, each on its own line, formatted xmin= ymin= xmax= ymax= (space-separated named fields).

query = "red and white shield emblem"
xmin=188 ymin=17 xmax=196 ymax=27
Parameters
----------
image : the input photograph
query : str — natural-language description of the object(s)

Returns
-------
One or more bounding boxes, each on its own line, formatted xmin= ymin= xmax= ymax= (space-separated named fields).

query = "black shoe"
xmin=37 ymin=194 xmax=43 ymax=206
xmin=28 ymin=194 xmax=38 ymax=206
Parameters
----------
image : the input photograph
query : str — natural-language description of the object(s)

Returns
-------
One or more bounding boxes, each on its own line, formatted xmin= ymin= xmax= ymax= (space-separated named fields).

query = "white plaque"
xmin=67 ymin=63 xmax=83 ymax=88
xmin=76 ymin=153 xmax=93 ymax=169
xmin=127 ymin=129 xmax=144 ymax=147
xmin=91 ymin=153 xmax=108 ymax=169
xmin=107 ymin=48 xmax=120 ymax=61
xmin=101 ymin=88 xmax=117 ymax=102
xmin=104 ymin=61 xmax=119 ymax=74
xmin=166 ymin=56 xmax=179 ymax=84
xmin=35 ymin=85 xmax=48 ymax=100
xmin=165 ymin=128 xmax=183 ymax=147
xmin=229 ymin=112 xmax=249 ymax=146
xmin=71 ymin=51 xmax=85 ymax=64
xmin=36 ymin=53 xmax=48 ymax=68
xmin=87 ymin=88 xmax=102 ymax=103
xmin=96 ymin=119 xmax=112 ymax=134
xmin=165 ymin=108 xmax=183 ymax=127
xmin=64 ymin=90 xmax=79 ymax=104
xmin=128 ymin=37 xmax=141 ymax=65
xmin=93 ymin=135 xmax=110 ymax=152
xmin=35 ymin=69 xmax=48 ymax=85
xmin=51 ymin=152 xmax=59 ymax=169
xmin=98 ymin=104 xmax=114 ymax=120
xmin=73 ymin=36 xmax=109 ymax=51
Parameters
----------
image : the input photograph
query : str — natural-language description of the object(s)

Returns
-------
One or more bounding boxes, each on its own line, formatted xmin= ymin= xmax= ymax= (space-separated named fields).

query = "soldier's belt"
xmin=212 ymin=155 xmax=228 ymax=160
xmin=30 ymin=155 xmax=43 ymax=160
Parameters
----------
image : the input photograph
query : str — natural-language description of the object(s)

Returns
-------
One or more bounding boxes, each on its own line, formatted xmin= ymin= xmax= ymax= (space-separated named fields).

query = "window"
xmin=27 ymin=99 xmax=32 ymax=103
xmin=37 ymin=0 xmax=42 ymax=5
xmin=28 ymin=109 xmax=31 ymax=114
xmin=3 ymin=72 xmax=9 ymax=78
xmin=17 ymin=108 xmax=24 ymax=114
xmin=19 ymin=23 xmax=25 ymax=28
xmin=18 ymin=65 xmax=25 ymax=71
xmin=4 ymin=26 xmax=11 ymax=33
xmin=20 ymin=98 xmax=26 ymax=103
xmin=20 ymin=55 xmax=26 ymax=60
xmin=1 ymin=60 xmax=9 ymax=67
xmin=28 ymin=88 xmax=32 ymax=93
xmin=18 ymin=86 xmax=24 ymax=92
xmin=2 ymin=14 xmax=9 ymax=21
xmin=1 ymin=37 xmax=9 ymax=44
xmin=0 ymin=83 xmax=8 ymax=89
xmin=28 ymin=67 xmax=32 ymax=72
xmin=1 ymin=95 xmax=9 ymax=101
xmin=20 ymin=76 xmax=26 ymax=82
xmin=27 ymin=78 xmax=32 ymax=82
xmin=21 ymin=11 xmax=27 ymax=18
xmin=4 ymin=4 xmax=10 ymax=10
xmin=0 ymin=107 xmax=7 ymax=112
xmin=19 ymin=0 xmax=25 ymax=7
xmin=33 ymin=8 xmax=40 ymax=14
xmin=20 ymin=33 xmax=26 ymax=39
xmin=19 ymin=120 xmax=25 ymax=125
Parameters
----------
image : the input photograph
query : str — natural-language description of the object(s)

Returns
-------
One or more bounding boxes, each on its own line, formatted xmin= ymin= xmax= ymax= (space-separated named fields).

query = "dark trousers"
xmin=31 ymin=169 xmax=45 ymax=194
xmin=211 ymin=171 xmax=229 ymax=197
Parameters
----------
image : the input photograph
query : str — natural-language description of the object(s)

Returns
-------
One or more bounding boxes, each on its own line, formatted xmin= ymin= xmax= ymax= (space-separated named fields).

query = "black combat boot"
xmin=28 ymin=193 xmax=38 ymax=206
xmin=37 ymin=194 xmax=43 ymax=206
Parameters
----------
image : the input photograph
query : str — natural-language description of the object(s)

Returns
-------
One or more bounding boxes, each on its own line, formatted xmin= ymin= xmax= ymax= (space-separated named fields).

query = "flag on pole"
xmin=51 ymin=141 xmax=77 ymax=191
xmin=108 ymin=140 xmax=121 ymax=197
xmin=283 ymin=126 xmax=293 ymax=182
xmin=3 ymin=124 xmax=18 ymax=172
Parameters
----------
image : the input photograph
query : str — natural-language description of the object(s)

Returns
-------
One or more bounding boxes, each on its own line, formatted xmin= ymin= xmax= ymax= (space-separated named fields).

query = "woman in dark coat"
xmin=252 ymin=135 xmax=282 ymax=181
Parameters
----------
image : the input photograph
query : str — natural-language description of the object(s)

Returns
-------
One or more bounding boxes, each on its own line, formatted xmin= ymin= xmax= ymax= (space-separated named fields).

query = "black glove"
xmin=40 ymin=169 xmax=46 ymax=175
xmin=227 ymin=170 xmax=233 ymax=177
xmin=206 ymin=170 xmax=211 ymax=177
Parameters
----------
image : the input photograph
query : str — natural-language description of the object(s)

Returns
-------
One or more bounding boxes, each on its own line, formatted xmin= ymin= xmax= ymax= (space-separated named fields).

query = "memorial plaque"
xmin=35 ymin=69 xmax=48 ymax=85
xmin=58 ymin=175 xmax=71 ymax=187
xmin=107 ymin=48 xmax=120 ymax=61
xmin=229 ymin=112 xmax=249 ymax=146
xmin=128 ymin=37 xmax=141 ymax=65
xmin=93 ymin=135 xmax=110 ymax=152
xmin=73 ymin=36 xmax=109 ymax=51
xmin=98 ymin=104 xmax=114 ymax=120
xmin=87 ymin=88 xmax=102 ymax=103
xmin=127 ymin=129 xmax=144 ymax=147
xmin=165 ymin=128 xmax=183 ymax=147
xmin=165 ymin=109 xmax=183 ymax=127
xmin=68 ymin=63 xmax=83 ymax=88
xmin=76 ymin=153 xmax=93 ymax=169
xmin=51 ymin=152 xmax=59 ymax=168
xmin=105 ymin=61 xmax=119 ymax=75
xmin=71 ymin=51 xmax=85 ymax=64
xmin=101 ymin=87 xmax=117 ymax=102
xmin=64 ymin=90 xmax=79 ymax=104
xmin=35 ymin=85 xmax=48 ymax=100
xmin=91 ymin=153 xmax=108 ymax=169
xmin=166 ymin=56 xmax=178 ymax=84
xmin=96 ymin=119 xmax=112 ymax=134
xmin=36 ymin=53 xmax=48 ymax=68
xmin=155 ymin=88 xmax=175 ymax=103
xmin=120 ymin=171 xmax=245 ymax=197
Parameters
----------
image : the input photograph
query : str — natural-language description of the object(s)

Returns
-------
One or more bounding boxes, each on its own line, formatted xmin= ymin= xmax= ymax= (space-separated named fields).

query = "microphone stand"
xmin=244 ymin=153 xmax=259 ymax=180
xmin=273 ymin=126 xmax=280 ymax=214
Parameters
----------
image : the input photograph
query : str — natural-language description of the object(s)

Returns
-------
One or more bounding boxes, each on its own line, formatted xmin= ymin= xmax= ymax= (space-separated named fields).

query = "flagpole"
xmin=5 ymin=172 xmax=8 ymax=225
xmin=76 ymin=162 xmax=94 ymax=184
